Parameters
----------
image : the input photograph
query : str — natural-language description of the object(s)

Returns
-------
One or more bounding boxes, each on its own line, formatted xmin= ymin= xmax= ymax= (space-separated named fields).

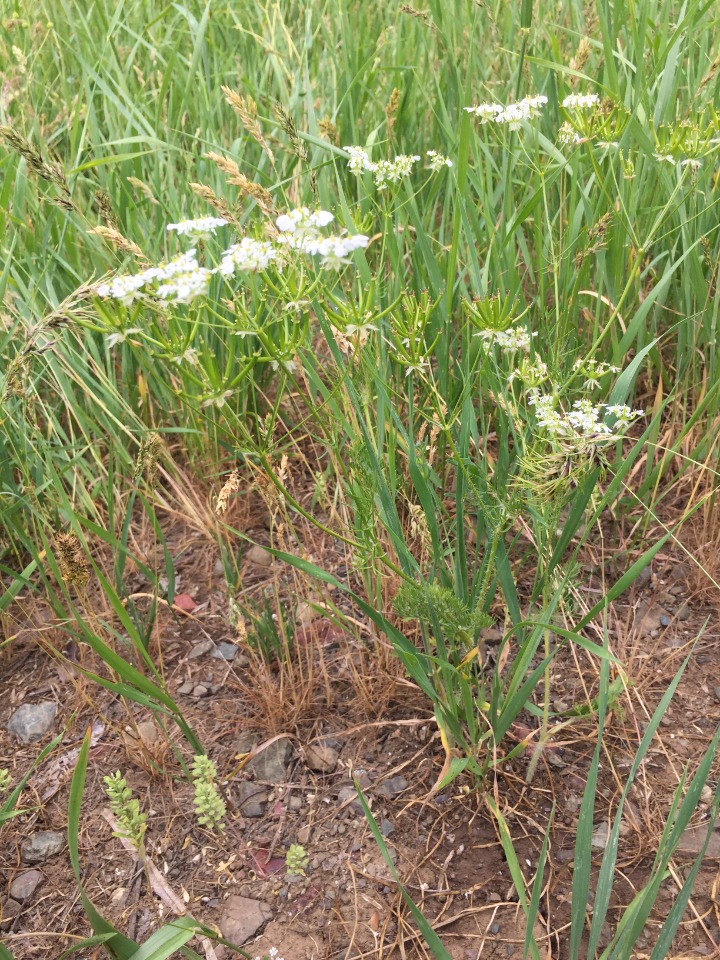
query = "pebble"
xmin=676 ymin=825 xmax=720 ymax=859
xmin=219 ymin=895 xmax=272 ymax=944
xmin=1 ymin=898 xmax=21 ymax=924
xmin=187 ymin=640 xmax=214 ymax=660
xmin=247 ymin=545 xmax=272 ymax=568
xmin=380 ymin=818 xmax=394 ymax=837
xmin=211 ymin=642 xmax=238 ymax=661
xmin=247 ymin=738 xmax=293 ymax=782
xmin=490 ymin=923 xmax=501 ymax=934
xmin=337 ymin=785 xmax=363 ymax=814
xmin=21 ymin=831 xmax=65 ymax=864
xmin=235 ymin=781 xmax=269 ymax=818
xmin=659 ymin=615 xmax=670 ymax=627
xmin=7 ymin=702 xmax=57 ymax=743
xmin=192 ymin=684 xmax=209 ymax=698
xmin=377 ymin=776 xmax=408 ymax=799
xmin=9 ymin=870 xmax=43 ymax=901
xmin=677 ymin=603 xmax=690 ymax=622
xmin=288 ymin=796 xmax=303 ymax=812
xmin=591 ymin=822 xmax=610 ymax=850
xmin=177 ymin=681 xmax=194 ymax=695
xmin=304 ymin=740 xmax=340 ymax=773
xmin=714 ymin=687 xmax=720 ymax=703
xmin=296 ymin=601 xmax=321 ymax=628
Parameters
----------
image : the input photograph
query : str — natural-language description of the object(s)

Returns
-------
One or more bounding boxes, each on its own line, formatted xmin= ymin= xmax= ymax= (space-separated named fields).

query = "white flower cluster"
xmin=478 ymin=328 xmax=538 ymax=352
xmin=558 ymin=121 xmax=583 ymax=146
xmin=218 ymin=238 xmax=278 ymax=275
xmin=95 ymin=209 xmax=368 ymax=305
xmin=426 ymin=150 xmax=453 ymax=171
xmin=96 ymin=250 xmax=210 ymax=306
xmin=562 ymin=93 xmax=600 ymax=109
xmin=274 ymin=207 xmax=369 ymax=268
xmin=167 ymin=216 xmax=228 ymax=239
xmin=465 ymin=95 xmax=548 ymax=130
xmin=529 ymin=392 xmax=643 ymax=440
xmin=343 ymin=145 xmax=422 ymax=189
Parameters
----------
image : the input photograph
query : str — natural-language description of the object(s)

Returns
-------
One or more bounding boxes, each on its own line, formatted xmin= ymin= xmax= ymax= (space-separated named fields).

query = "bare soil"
xmin=2 ymin=492 xmax=720 ymax=960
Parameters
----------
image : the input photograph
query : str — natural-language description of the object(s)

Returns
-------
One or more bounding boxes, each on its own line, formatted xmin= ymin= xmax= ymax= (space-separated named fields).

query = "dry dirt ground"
xmin=1 ymin=490 xmax=720 ymax=960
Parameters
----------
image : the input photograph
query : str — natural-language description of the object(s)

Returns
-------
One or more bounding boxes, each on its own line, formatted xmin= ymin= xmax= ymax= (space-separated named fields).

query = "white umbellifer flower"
xmin=558 ymin=122 xmax=582 ymax=146
xmin=344 ymin=145 xmax=375 ymax=175
xmin=275 ymin=207 xmax=334 ymax=234
xmin=372 ymin=154 xmax=421 ymax=189
xmin=573 ymin=358 xmax=620 ymax=390
xmin=217 ymin=238 xmax=278 ymax=275
xmin=148 ymin=249 xmax=203 ymax=282
xmin=654 ymin=153 xmax=676 ymax=164
xmin=478 ymin=328 xmax=538 ymax=352
xmin=566 ymin=398 xmax=612 ymax=435
xmin=300 ymin=233 xmax=369 ymax=268
xmin=426 ymin=150 xmax=453 ymax=171
xmin=562 ymin=93 xmax=600 ymax=109
xmin=606 ymin=404 xmax=645 ymax=422
xmin=106 ymin=327 xmax=141 ymax=347
xmin=157 ymin=266 xmax=212 ymax=304
xmin=95 ymin=273 xmax=147 ymax=306
xmin=166 ymin=216 xmax=228 ymax=238
xmin=528 ymin=391 xmax=643 ymax=441
xmin=465 ymin=103 xmax=504 ymax=122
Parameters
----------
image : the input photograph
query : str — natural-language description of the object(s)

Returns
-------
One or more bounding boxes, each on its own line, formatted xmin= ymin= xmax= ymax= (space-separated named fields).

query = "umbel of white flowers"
xmin=95 ymin=209 xmax=369 ymax=306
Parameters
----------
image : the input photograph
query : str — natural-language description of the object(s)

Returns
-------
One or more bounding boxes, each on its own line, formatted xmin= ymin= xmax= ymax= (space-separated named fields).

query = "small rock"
xmin=552 ymin=699 xmax=568 ymax=713
xmin=235 ymin=781 xmax=269 ymax=818
xmin=9 ymin=870 xmax=43 ymax=901
xmin=7 ymin=702 xmax=57 ymax=743
xmin=219 ymin=895 xmax=272 ymax=944
xmin=187 ymin=639 xmax=214 ymax=660
xmin=212 ymin=642 xmax=238 ymax=662
xmin=177 ymin=681 xmax=194 ymax=695
xmin=634 ymin=602 xmax=669 ymax=636
xmin=678 ymin=603 xmax=690 ymax=622
xmin=676 ymin=825 xmax=720 ymax=859
xmin=247 ymin=738 xmax=293 ymax=782
xmin=380 ymin=818 xmax=394 ymax=837
xmin=247 ymin=545 xmax=272 ymax=568
xmin=1 ymin=898 xmax=21 ymax=924
xmin=377 ymin=776 xmax=408 ymax=799
xmin=21 ymin=831 xmax=65 ymax=864
xmin=490 ymin=922 xmax=501 ymax=934
xmin=337 ymin=785 xmax=363 ymax=814
xmin=659 ymin=615 xmax=670 ymax=627
xmin=288 ymin=797 xmax=302 ymax=812
xmin=297 ymin=825 xmax=311 ymax=845
xmin=192 ymin=684 xmax=209 ymax=698
xmin=304 ymin=740 xmax=340 ymax=773
xmin=296 ymin=601 xmax=321 ymax=628
xmin=591 ymin=822 xmax=609 ymax=850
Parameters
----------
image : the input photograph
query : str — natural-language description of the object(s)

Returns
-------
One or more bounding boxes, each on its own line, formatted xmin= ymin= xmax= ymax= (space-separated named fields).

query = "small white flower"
xmin=106 ymin=327 xmax=142 ymax=347
xmin=426 ymin=150 xmax=453 ymax=171
xmin=558 ymin=122 xmax=582 ymax=146
xmin=275 ymin=208 xmax=334 ymax=234
xmin=166 ymin=216 xmax=228 ymax=239
xmin=218 ymin=238 xmax=278 ymax=275
xmin=465 ymin=102 xmax=504 ymax=123
xmin=654 ymin=153 xmax=676 ymax=165
xmin=157 ymin=267 xmax=212 ymax=304
xmin=95 ymin=273 xmax=146 ymax=306
xmin=343 ymin=145 xmax=376 ymax=175
xmin=478 ymin=328 xmax=537 ymax=352
xmin=562 ymin=93 xmax=600 ymax=109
